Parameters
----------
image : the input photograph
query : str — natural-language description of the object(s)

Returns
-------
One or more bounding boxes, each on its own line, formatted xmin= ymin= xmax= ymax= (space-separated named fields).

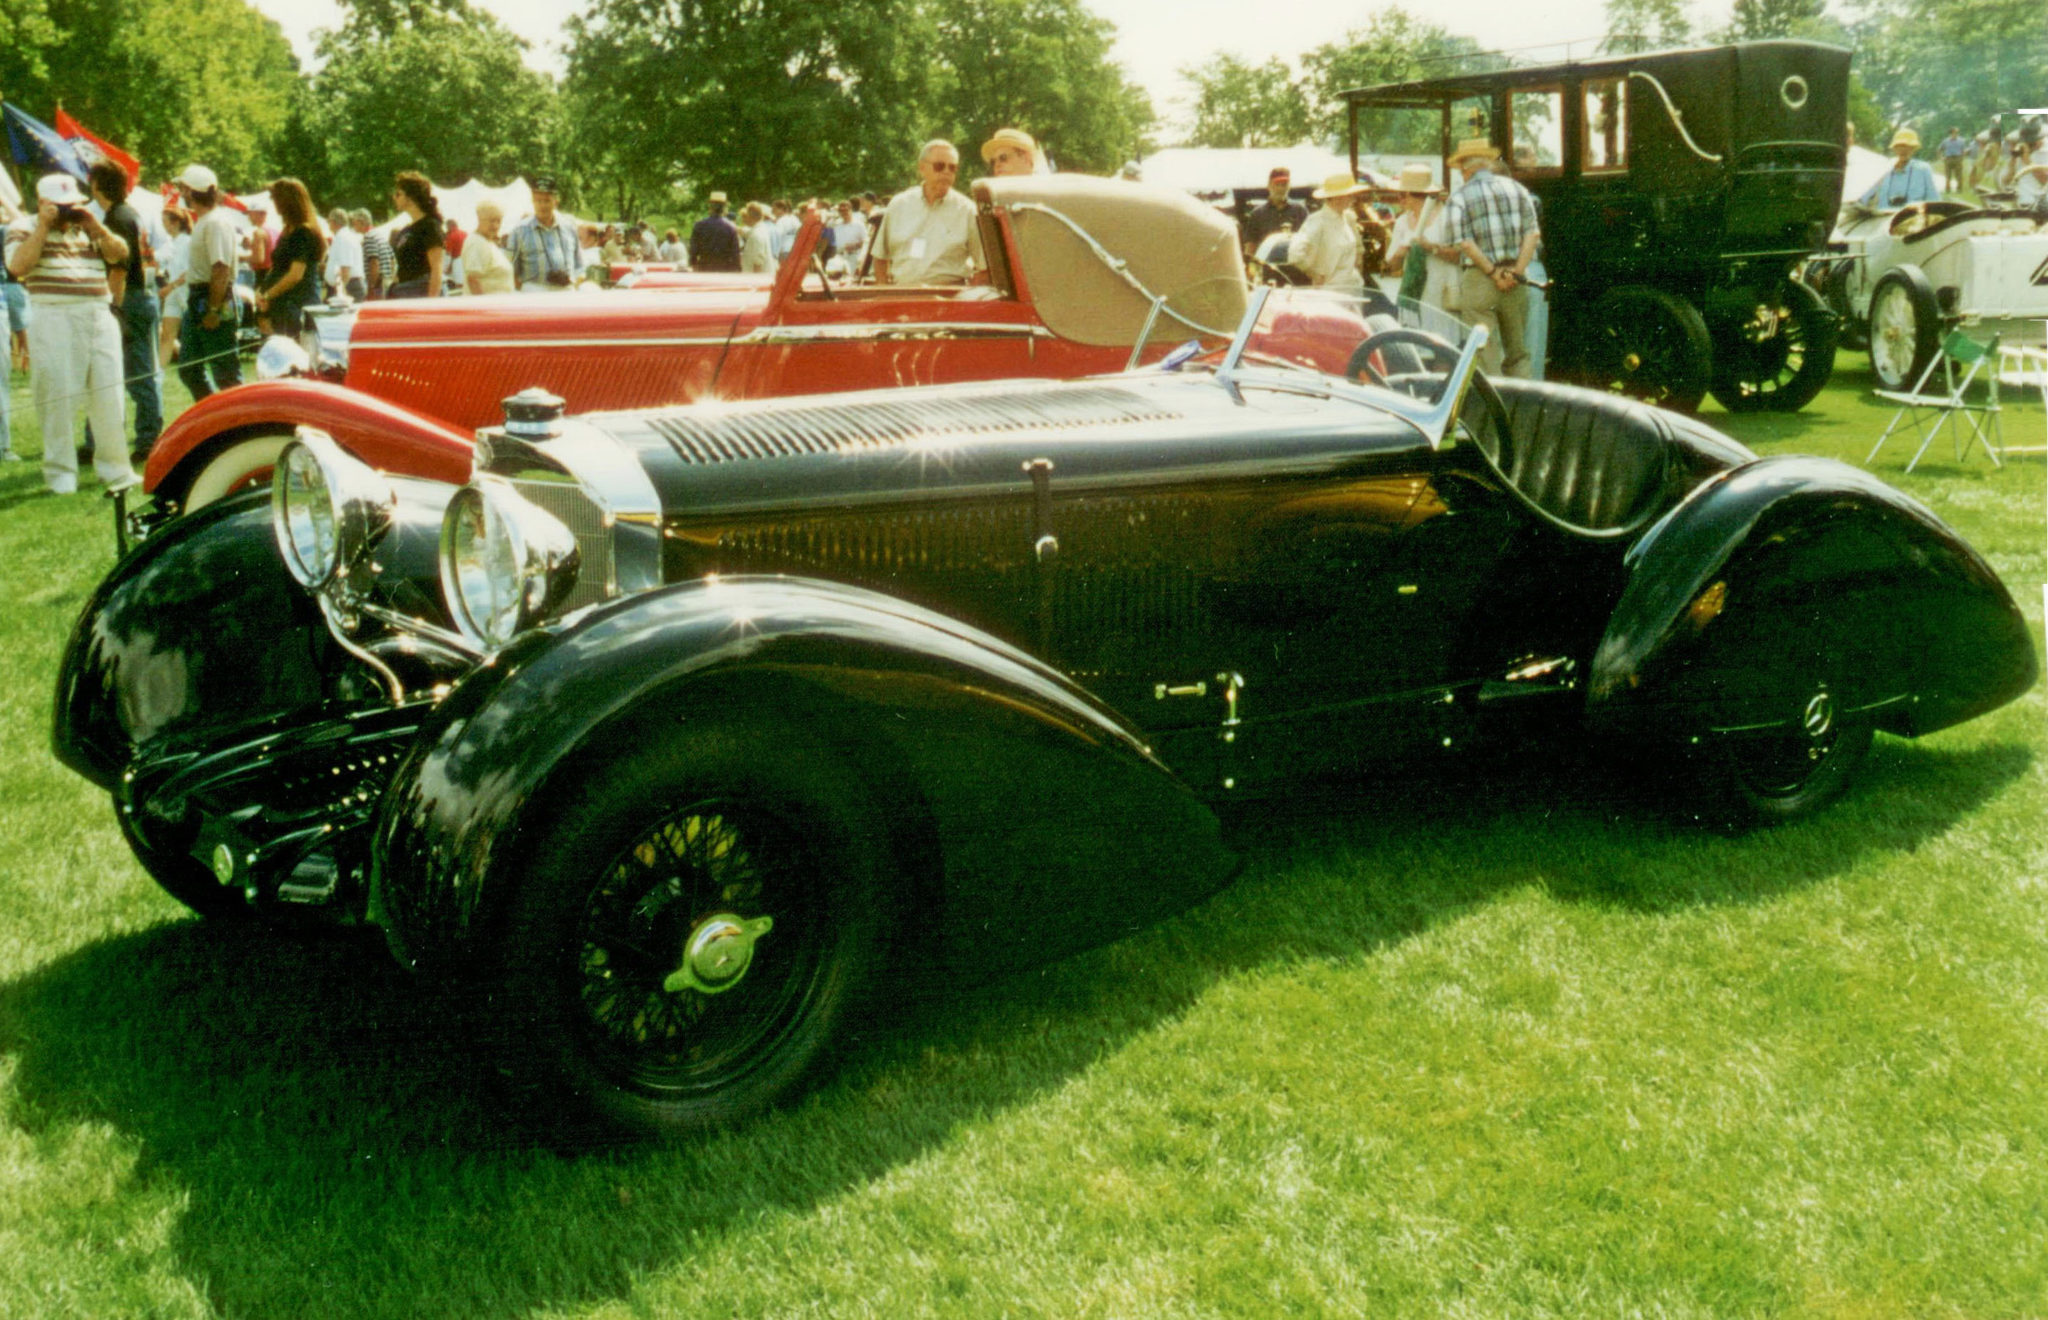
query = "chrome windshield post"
xmin=1412 ymin=325 xmax=1490 ymax=450
xmin=1126 ymin=294 xmax=1167 ymax=372
xmin=1214 ymin=285 xmax=1273 ymax=391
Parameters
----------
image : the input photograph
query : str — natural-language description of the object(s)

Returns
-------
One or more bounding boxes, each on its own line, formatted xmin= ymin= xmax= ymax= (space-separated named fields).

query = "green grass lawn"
xmin=0 ymin=354 xmax=2043 ymax=1318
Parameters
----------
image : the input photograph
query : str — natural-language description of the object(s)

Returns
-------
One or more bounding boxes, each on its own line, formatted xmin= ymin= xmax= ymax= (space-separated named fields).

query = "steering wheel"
xmin=1344 ymin=327 xmax=1458 ymax=394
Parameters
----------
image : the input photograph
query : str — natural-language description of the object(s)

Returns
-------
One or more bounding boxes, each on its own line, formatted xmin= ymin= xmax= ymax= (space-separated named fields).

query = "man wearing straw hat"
xmin=1857 ymin=128 xmax=1940 ymax=209
xmin=1445 ymin=137 xmax=1541 ymax=377
xmin=1292 ymin=172 xmax=1368 ymax=292
xmin=980 ymin=127 xmax=1041 ymax=178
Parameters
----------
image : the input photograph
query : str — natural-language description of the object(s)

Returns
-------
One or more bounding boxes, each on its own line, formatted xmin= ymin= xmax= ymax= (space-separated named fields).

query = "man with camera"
xmin=509 ymin=176 xmax=579 ymax=291
xmin=1 ymin=173 xmax=138 ymax=495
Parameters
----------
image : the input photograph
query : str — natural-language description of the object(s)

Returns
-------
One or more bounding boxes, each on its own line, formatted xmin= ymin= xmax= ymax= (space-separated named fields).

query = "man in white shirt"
xmin=175 ymin=163 xmax=243 ymax=400
xmin=324 ymin=206 xmax=363 ymax=300
xmin=871 ymin=141 xmax=982 ymax=286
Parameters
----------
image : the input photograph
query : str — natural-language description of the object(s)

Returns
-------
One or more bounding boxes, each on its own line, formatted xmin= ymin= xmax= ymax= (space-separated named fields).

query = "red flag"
xmin=54 ymin=107 xmax=141 ymax=191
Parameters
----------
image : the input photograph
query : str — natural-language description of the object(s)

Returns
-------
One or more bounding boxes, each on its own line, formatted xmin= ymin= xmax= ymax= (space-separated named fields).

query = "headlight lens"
xmin=272 ymin=428 xmax=394 ymax=591
xmin=439 ymin=477 xmax=581 ymax=649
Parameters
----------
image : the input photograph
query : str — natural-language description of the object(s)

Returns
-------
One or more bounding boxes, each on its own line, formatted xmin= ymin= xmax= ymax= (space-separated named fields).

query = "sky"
xmin=251 ymin=0 xmax=1737 ymax=126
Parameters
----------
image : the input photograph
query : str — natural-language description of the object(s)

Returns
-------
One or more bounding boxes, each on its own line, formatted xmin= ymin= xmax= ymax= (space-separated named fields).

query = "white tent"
xmin=1138 ymin=146 xmax=1398 ymax=205
xmin=1841 ymin=145 xmax=1893 ymax=208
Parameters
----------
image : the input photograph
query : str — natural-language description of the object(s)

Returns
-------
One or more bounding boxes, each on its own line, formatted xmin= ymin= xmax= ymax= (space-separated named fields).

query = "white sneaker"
xmin=103 ymin=471 xmax=141 ymax=495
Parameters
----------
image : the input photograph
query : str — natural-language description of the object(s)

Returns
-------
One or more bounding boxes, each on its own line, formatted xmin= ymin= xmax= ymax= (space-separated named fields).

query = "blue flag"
xmin=3 ymin=103 xmax=88 ymax=184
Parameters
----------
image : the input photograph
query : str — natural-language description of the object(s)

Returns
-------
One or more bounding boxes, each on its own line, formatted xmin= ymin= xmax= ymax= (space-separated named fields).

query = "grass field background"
xmin=0 ymin=350 xmax=2042 ymax=1318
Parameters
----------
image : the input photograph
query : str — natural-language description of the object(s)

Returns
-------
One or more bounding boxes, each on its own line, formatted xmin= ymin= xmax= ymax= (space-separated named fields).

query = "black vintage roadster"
xmin=54 ymin=290 xmax=2035 ymax=1139
xmin=1345 ymin=40 xmax=1851 ymax=413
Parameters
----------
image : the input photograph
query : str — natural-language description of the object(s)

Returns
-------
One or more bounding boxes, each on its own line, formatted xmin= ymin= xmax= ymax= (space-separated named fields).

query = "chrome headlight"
xmin=439 ymin=477 xmax=581 ymax=649
xmin=271 ymin=427 xmax=395 ymax=592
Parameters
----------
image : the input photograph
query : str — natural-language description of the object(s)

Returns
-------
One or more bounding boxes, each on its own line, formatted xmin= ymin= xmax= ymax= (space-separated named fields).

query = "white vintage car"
xmin=1809 ymin=200 xmax=2048 ymax=389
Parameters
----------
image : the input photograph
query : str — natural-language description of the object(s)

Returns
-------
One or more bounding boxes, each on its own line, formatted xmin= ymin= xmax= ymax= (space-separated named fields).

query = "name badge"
xmin=909 ymin=237 xmax=928 ymax=260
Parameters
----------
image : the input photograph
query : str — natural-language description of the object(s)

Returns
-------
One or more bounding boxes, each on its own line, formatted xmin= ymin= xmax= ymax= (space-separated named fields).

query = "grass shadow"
xmin=0 ymin=729 xmax=2031 ymax=1318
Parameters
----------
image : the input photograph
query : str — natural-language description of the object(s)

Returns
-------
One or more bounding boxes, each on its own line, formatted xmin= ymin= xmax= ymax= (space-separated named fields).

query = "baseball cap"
xmin=531 ymin=175 xmax=559 ymax=195
xmin=176 ymin=164 xmax=218 ymax=191
xmin=37 ymin=174 xmax=86 ymax=206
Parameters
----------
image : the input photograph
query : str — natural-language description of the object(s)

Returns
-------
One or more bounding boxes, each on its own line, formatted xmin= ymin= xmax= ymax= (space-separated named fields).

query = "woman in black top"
xmin=255 ymin=177 xmax=326 ymax=336
xmin=386 ymin=171 xmax=445 ymax=299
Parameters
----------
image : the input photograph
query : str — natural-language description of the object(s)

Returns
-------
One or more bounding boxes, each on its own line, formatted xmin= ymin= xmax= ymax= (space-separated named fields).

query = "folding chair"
xmin=1867 ymin=330 xmax=2003 ymax=472
xmin=1993 ymin=340 xmax=2048 ymax=459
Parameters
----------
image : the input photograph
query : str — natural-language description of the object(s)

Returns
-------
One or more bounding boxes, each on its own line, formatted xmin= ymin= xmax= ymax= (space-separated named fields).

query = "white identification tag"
xmin=910 ymin=237 xmax=928 ymax=259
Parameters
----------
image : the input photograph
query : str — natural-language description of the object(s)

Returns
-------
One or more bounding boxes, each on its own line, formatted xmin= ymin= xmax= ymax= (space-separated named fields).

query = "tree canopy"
xmin=297 ymin=2 xmax=561 ymax=209
xmin=0 ymin=0 xmax=300 ymax=189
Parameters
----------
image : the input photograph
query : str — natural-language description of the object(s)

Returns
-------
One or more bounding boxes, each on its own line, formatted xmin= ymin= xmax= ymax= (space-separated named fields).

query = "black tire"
xmin=1701 ymin=688 xmax=1874 ymax=826
xmin=491 ymin=716 xmax=891 ymax=1140
xmin=1578 ymin=286 xmax=1713 ymax=414
xmin=1707 ymin=280 xmax=1840 ymax=414
xmin=117 ymin=801 xmax=252 ymax=920
xmin=1867 ymin=266 xmax=1941 ymax=392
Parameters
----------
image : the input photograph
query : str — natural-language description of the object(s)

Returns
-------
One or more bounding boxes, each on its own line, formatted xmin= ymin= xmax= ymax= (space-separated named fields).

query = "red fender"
xmin=146 ymin=378 xmax=475 ymax=497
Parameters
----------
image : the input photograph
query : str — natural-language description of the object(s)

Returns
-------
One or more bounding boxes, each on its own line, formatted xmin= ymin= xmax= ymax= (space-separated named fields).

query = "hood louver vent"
xmin=637 ymin=385 xmax=1185 ymax=466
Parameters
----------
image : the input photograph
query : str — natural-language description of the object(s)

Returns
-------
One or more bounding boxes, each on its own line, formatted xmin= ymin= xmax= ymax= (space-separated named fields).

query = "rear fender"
xmin=145 ymin=378 xmax=473 ymax=505
xmin=1586 ymin=455 xmax=2036 ymax=743
xmin=372 ymin=575 xmax=1233 ymax=980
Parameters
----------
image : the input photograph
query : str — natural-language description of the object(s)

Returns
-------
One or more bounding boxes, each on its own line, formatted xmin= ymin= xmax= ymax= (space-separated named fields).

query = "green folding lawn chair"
xmin=1867 ymin=330 xmax=2003 ymax=472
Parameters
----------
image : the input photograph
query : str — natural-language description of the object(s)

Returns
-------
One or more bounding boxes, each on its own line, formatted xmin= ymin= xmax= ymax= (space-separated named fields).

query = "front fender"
xmin=1586 ymin=455 xmax=2036 ymax=742
xmin=372 ymin=576 xmax=1233 ymax=979
xmin=144 ymin=378 xmax=474 ymax=503
xmin=54 ymin=480 xmax=460 ymax=790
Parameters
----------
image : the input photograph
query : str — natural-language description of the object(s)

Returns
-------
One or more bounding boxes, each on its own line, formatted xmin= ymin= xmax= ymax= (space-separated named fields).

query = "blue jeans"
xmin=179 ymin=294 xmax=242 ymax=401
xmin=119 ymin=288 xmax=162 ymax=455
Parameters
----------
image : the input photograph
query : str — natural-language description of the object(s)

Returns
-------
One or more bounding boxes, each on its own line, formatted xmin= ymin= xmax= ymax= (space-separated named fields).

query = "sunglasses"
xmin=928 ymin=160 xmax=959 ymax=172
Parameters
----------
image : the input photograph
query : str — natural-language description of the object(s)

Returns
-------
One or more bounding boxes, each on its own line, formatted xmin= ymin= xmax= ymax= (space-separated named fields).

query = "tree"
xmin=1300 ymin=9 xmax=1497 ymax=152
xmin=302 ymin=3 xmax=562 ymax=210
xmin=1727 ymin=0 xmax=1826 ymax=40
xmin=923 ymin=0 xmax=1155 ymax=175
xmin=1179 ymin=55 xmax=1311 ymax=149
xmin=1852 ymin=0 xmax=2047 ymax=144
xmin=1600 ymin=0 xmax=1694 ymax=53
xmin=565 ymin=0 xmax=936 ymax=210
xmin=0 ymin=0 xmax=300 ymax=189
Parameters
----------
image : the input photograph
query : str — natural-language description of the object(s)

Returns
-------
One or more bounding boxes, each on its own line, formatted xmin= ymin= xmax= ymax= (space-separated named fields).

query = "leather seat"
xmin=1493 ymin=381 xmax=1673 ymax=535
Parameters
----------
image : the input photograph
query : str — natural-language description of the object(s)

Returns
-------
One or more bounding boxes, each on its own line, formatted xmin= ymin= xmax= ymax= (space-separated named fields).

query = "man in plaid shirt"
xmin=1445 ymin=138 xmax=1542 ymax=377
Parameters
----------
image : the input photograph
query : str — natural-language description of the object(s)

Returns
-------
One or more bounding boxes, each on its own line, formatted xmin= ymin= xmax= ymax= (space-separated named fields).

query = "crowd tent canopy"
xmin=1136 ymin=146 xmax=1398 ymax=207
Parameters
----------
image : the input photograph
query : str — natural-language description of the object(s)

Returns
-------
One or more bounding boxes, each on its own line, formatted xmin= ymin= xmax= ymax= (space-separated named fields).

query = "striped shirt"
xmin=361 ymin=229 xmax=396 ymax=293
xmin=506 ymin=216 xmax=580 ymax=289
xmin=1446 ymin=170 xmax=1541 ymax=268
xmin=4 ymin=217 xmax=110 ymax=303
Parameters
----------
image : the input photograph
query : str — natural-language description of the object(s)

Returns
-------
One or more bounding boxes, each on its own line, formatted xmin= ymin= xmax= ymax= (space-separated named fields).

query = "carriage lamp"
xmin=438 ymin=475 xmax=582 ymax=649
xmin=272 ymin=427 xmax=397 ymax=594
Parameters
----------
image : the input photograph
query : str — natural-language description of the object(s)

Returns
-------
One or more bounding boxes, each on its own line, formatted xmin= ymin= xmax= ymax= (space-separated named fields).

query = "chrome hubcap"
xmin=664 ymin=913 xmax=774 ymax=995
xmin=1802 ymin=689 xmax=1836 ymax=759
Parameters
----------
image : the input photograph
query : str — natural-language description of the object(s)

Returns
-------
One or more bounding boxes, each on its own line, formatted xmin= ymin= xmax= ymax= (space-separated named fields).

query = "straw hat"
xmin=1311 ymin=172 xmax=1368 ymax=200
xmin=1889 ymin=127 xmax=1920 ymax=151
xmin=1448 ymin=138 xmax=1501 ymax=167
xmin=1396 ymin=163 xmax=1439 ymax=194
xmin=980 ymin=127 xmax=1038 ymax=164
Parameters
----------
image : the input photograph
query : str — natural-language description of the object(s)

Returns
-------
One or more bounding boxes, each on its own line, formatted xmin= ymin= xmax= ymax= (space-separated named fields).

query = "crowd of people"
xmin=4 ymin=106 xmax=2039 ymax=497
xmin=1244 ymin=136 xmax=1544 ymax=381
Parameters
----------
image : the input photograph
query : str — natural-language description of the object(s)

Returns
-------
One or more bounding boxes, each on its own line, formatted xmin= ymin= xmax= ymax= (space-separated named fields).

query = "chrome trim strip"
xmin=354 ymin=337 xmax=734 ymax=350
xmin=733 ymin=322 xmax=1058 ymax=345
xmin=356 ymin=603 xmax=484 ymax=663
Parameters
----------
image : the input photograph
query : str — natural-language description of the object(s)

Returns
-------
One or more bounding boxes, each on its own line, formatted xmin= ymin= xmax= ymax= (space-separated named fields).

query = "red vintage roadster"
xmin=142 ymin=176 xmax=1252 ymax=514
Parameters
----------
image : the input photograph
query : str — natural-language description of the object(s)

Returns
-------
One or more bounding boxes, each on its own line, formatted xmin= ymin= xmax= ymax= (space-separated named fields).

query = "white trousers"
xmin=30 ymin=298 xmax=135 ymax=494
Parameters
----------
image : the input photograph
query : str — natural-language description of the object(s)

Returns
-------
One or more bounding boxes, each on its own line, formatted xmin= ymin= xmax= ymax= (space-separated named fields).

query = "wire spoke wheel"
xmin=1579 ymin=286 xmax=1712 ymax=413
xmin=1867 ymin=267 xmax=1940 ymax=391
xmin=493 ymin=716 xmax=889 ymax=1139
xmin=1708 ymin=280 xmax=1839 ymax=413
xmin=574 ymin=800 xmax=826 ymax=1096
